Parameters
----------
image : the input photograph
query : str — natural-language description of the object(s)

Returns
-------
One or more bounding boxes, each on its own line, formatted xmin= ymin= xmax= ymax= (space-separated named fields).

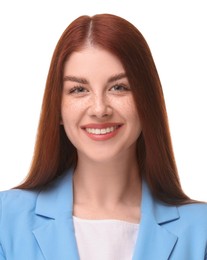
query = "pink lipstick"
xmin=81 ymin=123 xmax=123 ymax=141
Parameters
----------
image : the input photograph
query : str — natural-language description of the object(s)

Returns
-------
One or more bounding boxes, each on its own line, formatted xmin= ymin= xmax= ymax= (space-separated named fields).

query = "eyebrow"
xmin=63 ymin=72 xmax=127 ymax=84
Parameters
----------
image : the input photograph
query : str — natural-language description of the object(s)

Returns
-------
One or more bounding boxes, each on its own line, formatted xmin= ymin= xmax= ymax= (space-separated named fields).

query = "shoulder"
xmin=163 ymin=202 xmax=207 ymax=239
xmin=0 ymin=188 xmax=39 ymax=203
xmin=0 ymin=188 xmax=41 ymax=246
xmin=0 ymin=189 xmax=39 ymax=217
xmin=177 ymin=202 xmax=207 ymax=226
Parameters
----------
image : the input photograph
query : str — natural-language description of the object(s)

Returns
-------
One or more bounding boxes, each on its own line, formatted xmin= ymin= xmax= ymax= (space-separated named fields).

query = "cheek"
xmin=123 ymin=97 xmax=142 ymax=134
xmin=61 ymin=100 xmax=79 ymax=144
xmin=62 ymin=98 xmax=79 ymax=112
xmin=116 ymin=96 xmax=139 ymax=120
xmin=61 ymin=98 xmax=84 ymax=123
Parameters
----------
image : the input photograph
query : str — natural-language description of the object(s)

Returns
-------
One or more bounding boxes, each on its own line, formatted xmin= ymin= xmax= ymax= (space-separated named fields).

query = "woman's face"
xmin=61 ymin=46 xmax=142 ymax=163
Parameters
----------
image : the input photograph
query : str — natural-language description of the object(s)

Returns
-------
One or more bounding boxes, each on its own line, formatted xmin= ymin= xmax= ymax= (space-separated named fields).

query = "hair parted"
xmin=16 ymin=13 xmax=193 ymax=205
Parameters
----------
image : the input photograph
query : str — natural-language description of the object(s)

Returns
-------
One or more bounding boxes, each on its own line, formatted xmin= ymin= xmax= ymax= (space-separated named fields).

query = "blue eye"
xmin=110 ymin=84 xmax=130 ymax=92
xmin=69 ymin=86 xmax=88 ymax=94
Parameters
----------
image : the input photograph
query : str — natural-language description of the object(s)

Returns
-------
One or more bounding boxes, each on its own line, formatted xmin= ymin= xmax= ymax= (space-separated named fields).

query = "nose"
xmin=87 ymin=94 xmax=112 ymax=119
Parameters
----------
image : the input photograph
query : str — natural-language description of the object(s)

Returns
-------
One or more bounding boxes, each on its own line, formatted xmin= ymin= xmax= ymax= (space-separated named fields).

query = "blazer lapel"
xmin=32 ymin=169 xmax=179 ymax=260
xmin=32 ymin=169 xmax=80 ymax=260
xmin=133 ymin=181 xmax=179 ymax=260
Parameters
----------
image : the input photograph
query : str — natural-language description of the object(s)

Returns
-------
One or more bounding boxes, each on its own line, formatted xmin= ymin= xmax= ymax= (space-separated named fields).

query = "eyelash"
xmin=110 ymin=84 xmax=130 ymax=92
xmin=68 ymin=84 xmax=130 ymax=94
xmin=68 ymin=86 xmax=88 ymax=94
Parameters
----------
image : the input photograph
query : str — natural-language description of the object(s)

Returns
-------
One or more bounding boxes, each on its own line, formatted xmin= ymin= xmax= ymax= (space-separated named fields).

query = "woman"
xmin=0 ymin=14 xmax=206 ymax=260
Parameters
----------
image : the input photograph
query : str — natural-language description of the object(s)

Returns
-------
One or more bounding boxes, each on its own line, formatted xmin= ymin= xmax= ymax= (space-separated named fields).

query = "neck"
xmin=73 ymin=153 xmax=141 ymax=209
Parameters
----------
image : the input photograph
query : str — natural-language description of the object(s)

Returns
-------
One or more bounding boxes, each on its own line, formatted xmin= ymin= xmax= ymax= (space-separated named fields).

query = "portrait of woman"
xmin=0 ymin=13 xmax=207 ymax=260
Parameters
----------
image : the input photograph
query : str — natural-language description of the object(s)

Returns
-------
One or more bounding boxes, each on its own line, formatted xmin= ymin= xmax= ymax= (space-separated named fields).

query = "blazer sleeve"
xmin=0 ymin=196 xmax=6 ymax=260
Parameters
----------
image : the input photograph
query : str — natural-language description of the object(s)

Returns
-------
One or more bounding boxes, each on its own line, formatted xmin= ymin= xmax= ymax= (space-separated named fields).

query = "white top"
xmin=73 ymin=216 xmax=139 ymax=260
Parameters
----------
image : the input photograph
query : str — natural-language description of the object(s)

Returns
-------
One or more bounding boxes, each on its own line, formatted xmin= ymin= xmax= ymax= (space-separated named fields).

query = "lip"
xmin=81 ymin=123 xmax=122 ymax=129
xmin=81 ymin=123 xmax=123 ymax=141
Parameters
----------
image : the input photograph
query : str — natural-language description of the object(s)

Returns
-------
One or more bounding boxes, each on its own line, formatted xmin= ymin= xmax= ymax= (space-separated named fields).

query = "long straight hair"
xmin=16 ymin=14 xmax=193 ymax=205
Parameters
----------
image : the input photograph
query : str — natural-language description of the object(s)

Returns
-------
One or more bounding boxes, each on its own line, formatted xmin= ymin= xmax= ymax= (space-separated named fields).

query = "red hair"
xmin=16 ymin=14 xmax=192 ymax=204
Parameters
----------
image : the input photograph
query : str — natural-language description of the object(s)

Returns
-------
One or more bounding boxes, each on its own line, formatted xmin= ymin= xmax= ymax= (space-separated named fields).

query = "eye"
xmin=68 ymin=86 xmax=88 ymax=94
xmin=110 ymin=84 xmax=130 ymax=92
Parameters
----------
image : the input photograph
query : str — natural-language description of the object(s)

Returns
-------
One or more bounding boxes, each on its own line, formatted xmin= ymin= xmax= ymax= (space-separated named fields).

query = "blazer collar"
xmin=33 ymin=169 xmax=180 ymax=260
xmin=33 ymin=169 xmax=79 ymax=260
xmin=35 ymin=170 xmax=74 ymax=218
xmin=132 ymin=181 xmax=179 ymax=260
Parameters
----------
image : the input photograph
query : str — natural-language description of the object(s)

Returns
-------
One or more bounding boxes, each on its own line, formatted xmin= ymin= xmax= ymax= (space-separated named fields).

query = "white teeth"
xmin=85 ymin=126 xmax=118 ymax=135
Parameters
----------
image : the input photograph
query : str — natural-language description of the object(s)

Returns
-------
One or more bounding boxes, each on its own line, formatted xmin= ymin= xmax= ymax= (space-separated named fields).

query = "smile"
xmin=85 ymin=126 xmax=119 ymax=135
xmin=81 ymin=123 xmax=123 ymax=141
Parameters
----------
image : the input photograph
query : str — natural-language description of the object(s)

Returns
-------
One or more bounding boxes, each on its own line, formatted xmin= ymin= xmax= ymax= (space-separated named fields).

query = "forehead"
xmin=63 ymin=46 xmax=125 ymax=79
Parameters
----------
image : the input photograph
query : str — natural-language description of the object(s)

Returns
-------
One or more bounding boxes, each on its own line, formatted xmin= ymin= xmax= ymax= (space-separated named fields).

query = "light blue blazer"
xmin=0 ymin=169 xmax=207 ymax=259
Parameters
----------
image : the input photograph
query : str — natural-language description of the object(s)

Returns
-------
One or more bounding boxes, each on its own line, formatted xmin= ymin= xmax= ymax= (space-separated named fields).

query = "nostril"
xmin=88 ymin=104 xmax=113 ymax=118
xmin=102 ymin=113 xmax=109 ymax=118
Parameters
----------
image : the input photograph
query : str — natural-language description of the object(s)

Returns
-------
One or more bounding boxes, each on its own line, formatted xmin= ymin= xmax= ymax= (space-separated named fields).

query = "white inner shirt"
xmin=73 ymin=216 xmax=139 ymax=260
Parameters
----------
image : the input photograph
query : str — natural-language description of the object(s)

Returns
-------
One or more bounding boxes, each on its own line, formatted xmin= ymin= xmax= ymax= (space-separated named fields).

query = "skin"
xmin=61 ymin=45 xmax=142 ymax=223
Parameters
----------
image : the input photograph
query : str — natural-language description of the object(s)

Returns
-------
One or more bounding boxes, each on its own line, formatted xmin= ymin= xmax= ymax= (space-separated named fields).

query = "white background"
xmin=0 ymin=0 xmax=206 ymax=201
